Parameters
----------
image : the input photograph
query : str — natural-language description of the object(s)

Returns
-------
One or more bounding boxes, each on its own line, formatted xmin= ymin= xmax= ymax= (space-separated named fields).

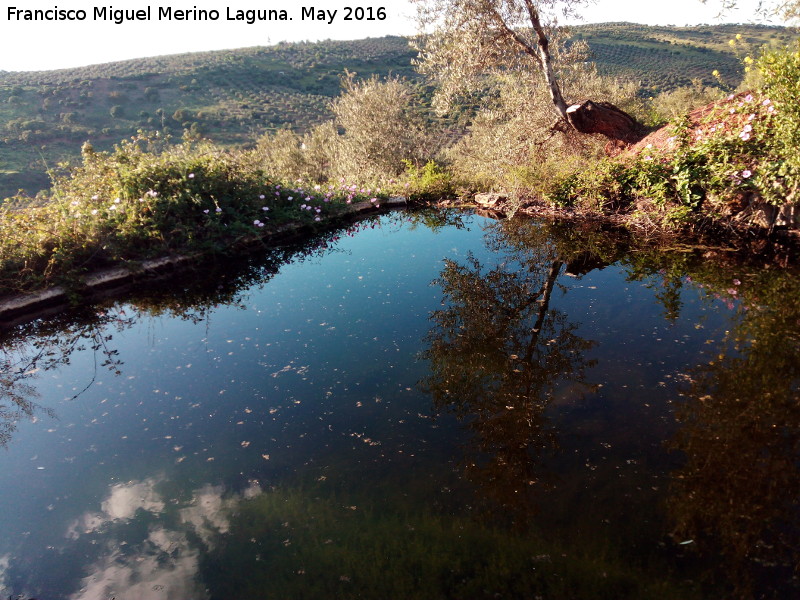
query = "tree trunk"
xmin=565 ymin=99 xmax=646 ymax=148
xmin=521 ymin=7 xmax=645 ymax=149
xmin=490 ymin=3 xmax=647 ymax=151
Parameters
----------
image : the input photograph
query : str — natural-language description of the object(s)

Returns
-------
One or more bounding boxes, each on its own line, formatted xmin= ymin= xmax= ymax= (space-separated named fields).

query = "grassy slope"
xmin=0 ymin=23 xmax=792 ymax=199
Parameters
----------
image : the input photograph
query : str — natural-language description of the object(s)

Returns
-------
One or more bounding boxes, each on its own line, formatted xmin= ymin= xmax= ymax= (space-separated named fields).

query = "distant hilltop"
xmin=0 ymin=23 xmax=794 ymax=199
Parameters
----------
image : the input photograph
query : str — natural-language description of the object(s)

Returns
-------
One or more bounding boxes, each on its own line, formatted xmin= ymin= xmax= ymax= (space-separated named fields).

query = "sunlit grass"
xmin=0 ymin=133 xmax=393 ymax=294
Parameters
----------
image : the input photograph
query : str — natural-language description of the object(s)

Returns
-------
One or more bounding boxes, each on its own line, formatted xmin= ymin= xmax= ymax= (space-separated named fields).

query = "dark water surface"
xmin=1 ymin=211 xmax=798 ymax=599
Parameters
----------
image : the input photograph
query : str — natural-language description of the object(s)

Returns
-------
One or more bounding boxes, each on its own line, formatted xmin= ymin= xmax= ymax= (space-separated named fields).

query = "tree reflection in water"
xmin=0 ymin=310 xmax=133 ymax=447
xmin=422 ymin=219 xmax=598 ymax=526
xmin=669 ymin=269 xmax=800 ymax=599
xmin=0 ymin=218 xmax=372 ymax=449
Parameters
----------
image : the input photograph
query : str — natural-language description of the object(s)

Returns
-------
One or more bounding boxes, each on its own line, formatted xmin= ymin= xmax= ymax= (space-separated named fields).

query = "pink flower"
xmin=188 ymin=173 xmax=195 ymax=179
xmin=742 ymin=169 xmax=752 ymax=178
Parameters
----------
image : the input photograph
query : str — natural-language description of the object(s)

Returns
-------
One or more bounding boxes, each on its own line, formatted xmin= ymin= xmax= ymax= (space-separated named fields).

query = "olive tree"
xmin=411 ymin=0 xmax=645 ymax=145
xmin=710 ymin=0 xmax=800 ymax=21
xmin=331 ymin=73 xmax=432 ymax=181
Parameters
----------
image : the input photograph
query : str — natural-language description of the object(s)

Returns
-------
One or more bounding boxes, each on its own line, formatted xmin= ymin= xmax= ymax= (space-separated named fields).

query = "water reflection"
xmin=0 ymin=312 xmax=134 ymax=446
xmin=0 ymin=211 xmax=798 ymax=599
xmin=422 ymin=219 xmax=599 ymax=525
xmin=667 ymin=268 xmax=800 ymax=598
xmin=0 ymin=217 xmax=384 ymax=448
xmin=63 ymin=476 xmax=262 ymax=600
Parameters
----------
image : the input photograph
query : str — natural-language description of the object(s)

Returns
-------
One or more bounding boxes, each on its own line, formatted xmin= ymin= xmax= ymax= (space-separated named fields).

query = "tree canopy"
xmin=411 ymin=0 xmax=645 ymax=143
xmin=412 ymin=0 xmax=587 ymax=118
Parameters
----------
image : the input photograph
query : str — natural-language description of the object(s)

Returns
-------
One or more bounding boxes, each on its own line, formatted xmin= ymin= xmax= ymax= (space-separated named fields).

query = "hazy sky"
xmin=0 ymin=0 xmax=782 ymax=72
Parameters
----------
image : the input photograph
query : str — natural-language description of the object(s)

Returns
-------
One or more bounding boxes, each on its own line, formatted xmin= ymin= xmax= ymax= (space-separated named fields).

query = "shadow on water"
xmin=0 ymin=211 xmax=798 ymax=599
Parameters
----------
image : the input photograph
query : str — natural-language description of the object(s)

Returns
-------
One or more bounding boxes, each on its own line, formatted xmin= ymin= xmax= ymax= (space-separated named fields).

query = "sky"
xmin=0 ymin=0 xmax=785 ymax=72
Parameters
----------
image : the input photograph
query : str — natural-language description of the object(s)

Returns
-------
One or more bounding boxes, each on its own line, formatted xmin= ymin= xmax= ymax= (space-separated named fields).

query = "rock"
xmin=474 ymin=193 xmax=508 ymax=209
xmin=566 ymin=100 xmax=645 ymax=145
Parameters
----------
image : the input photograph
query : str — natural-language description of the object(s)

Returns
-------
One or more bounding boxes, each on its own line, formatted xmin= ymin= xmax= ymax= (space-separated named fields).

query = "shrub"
xmin=549 ymin=43 xmax=800 ymax=226
xmin=446 ymin=65 xmax=643 ymax=195
xmin=0 ymin=132 xmax=383 ymax=292
xmin=330 ymin=73 xmax=432 ymax=182
xmin=402 ymin=160 xmax=454 ymax=202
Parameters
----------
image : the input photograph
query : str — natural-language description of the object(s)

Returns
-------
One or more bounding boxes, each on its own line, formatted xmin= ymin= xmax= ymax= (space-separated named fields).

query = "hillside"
xmin=0 ymin=23 xmax=793 ymax=199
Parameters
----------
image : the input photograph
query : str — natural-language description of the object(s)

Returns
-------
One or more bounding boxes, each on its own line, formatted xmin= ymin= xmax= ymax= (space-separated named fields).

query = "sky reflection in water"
xmin=0 ymin=211 xmax=797 ymax=599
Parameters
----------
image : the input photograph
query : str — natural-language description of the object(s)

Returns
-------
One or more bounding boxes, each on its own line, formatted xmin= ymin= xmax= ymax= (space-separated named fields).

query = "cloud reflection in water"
xmin=65 ymin=477 xmax=262 ymax=600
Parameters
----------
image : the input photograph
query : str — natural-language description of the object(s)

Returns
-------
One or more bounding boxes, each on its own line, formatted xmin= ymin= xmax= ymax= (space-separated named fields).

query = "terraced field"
xmin=0 ymin=23 xmax=793 ymax=198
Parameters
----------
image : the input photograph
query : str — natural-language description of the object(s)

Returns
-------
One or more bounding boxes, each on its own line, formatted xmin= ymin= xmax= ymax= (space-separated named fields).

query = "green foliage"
xmin=756 ymin=42 xmax=800 ymax=204
xmin=447 ymin=67 xmax=640 ymax=197
xmin=546 ymin=160 xmax=637 ymax=211
xmin=548 ymin=43 xmax=800 ymax=227
xmin=331 ymin=74 xmax=434 ymax=181
xmin=246 ymin=75 xmax=442 ymax=190
xmin=0 ymin=132 xmax=392 ymax=293
xmin=0 ymin=25 xmax=792 ymax=199
xmin=651 ymin=79 xmax=725 ymax=123
xmin=401 ymin=160 xmax=454 ymax=201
